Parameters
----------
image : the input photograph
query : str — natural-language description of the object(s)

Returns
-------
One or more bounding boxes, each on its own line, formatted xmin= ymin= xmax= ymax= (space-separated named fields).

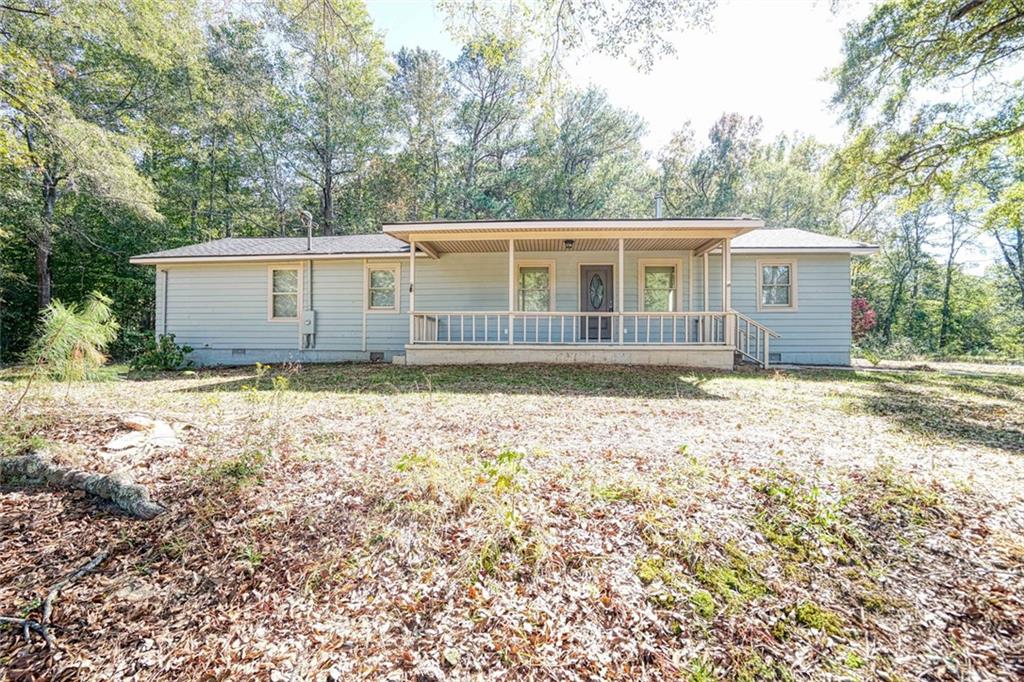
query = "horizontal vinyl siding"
xmin=731 ymin=254 xmax=852 ymax=365
xmin=309 ymin=260 xmax=364 ymax=352
xmin=161 ymin=263 xmax=300 ymax=350
xmin=155 ymin=250 xmax=854 ymax=366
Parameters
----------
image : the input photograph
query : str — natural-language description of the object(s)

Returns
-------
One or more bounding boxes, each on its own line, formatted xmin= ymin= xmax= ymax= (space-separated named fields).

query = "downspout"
xmin=162 ymin=269 xmax=169 ymax=337
xmin=301 ymin=210 xmax=315 ymax=350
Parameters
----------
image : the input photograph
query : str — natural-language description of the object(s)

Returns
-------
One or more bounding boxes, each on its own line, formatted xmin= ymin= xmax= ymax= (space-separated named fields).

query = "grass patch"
xmin=202 ymin=449 xmax=268 ymax=488
xmin=694 ymin=543 xmax=767 ymax=607
xmin=792 ymin=600 xmax=844 ymax=635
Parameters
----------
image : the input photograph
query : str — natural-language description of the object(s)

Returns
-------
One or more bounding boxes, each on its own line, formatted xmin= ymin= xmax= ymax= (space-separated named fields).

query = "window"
xmin=517 ymin=262 xmax=554 ymax=311
xmin=367 ymin=264 xmax=399 ymax=311
xmin=758 ymin=260 xmax=797 ymax=311
xmin=639 ymin=259 xmax=681 ymax=312
xmin=269 ymin=267 xmax=299 ymax=320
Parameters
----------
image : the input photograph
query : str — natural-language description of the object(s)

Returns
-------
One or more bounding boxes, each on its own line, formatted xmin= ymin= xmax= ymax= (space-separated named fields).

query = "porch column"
xmin=702 ymin=253 xmax=709 ymax=311
xmin=508 ymin=238 xmax=515 ymax=345
xmin=409 ymin=240 xmax=416 ymax=344
xmin=720 ymin=239 xmax=727 ymax=312
xmin=617 ymin=238 xmax=624 ymax=344
xmin=723 ymin=237 xmax=732 ymax=310
xmin=723 ymin=237 xmax=735 ymax=347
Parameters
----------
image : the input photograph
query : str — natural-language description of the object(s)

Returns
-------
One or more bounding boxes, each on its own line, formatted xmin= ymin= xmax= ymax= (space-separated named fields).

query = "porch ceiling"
xmin=426 ymin=237 xmax=717 ymax=253
xmin=383 ymin=218 xmax=763 ymax=255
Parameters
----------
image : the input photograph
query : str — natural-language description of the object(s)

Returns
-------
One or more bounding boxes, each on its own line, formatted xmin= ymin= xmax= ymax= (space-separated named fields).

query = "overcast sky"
xmin=365 ymin=0 xmax=873 ymax=151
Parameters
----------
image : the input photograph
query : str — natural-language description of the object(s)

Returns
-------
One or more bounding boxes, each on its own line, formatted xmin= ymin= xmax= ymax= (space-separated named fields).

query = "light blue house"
xmin=130 ymin=219 xmax=877 ymax=369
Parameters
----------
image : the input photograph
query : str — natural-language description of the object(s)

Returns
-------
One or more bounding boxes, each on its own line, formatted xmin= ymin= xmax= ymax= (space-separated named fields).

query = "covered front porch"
xmin=384 ymin=219 xmax=778 ymax=369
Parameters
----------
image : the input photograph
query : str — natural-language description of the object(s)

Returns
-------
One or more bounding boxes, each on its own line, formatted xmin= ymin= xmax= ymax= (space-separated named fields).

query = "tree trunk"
xmin=36 ymin=175 xmax=58 ymax=310
xmin=1 ymin=451 xmax=166 ymax=519
xmin=207 ymin=130 xmax=218 ymax=233
xmin=881 ymin=272 xmax=906 ymax=345
xmin=994 ymin=227 xmax=1024 ymax=310
xmin=322 ymin=163 xmax=334 ymax=236
xmin=938 ymin=258 xmax=954 ymax=349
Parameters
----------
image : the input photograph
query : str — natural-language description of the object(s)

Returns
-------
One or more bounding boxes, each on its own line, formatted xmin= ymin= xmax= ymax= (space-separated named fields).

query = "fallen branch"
xmin=0 ymin=547 xmax=110 ymax=649
xmin=0 ymin=450 xmax=166 ymax=519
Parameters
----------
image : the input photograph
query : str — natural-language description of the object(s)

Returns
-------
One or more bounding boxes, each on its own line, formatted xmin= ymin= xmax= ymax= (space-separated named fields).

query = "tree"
xmin=976 ymin=150 xmax=1024 ymax=311
xmin=659 ymin=114 xmax=762 ymax=216
xmin=523 ymin=87 xmax=650 ymax=218
xmin=742 ymin=135 xmax=844 ymax=233
xmin=875 ymin=201 xmax=936 ymax=345
xmin=273 ymin=0 xmax=389 ymax=234
xmin=440 ymin=0 xmax=719 ymax=72
xmin=937 ymin=193 xmax=977 ymax=349
xmin=389 ymin=48 xmax=455 ymax=221
xmin=451 ymin=37 xmax=529 ymax=218
xmin=0 ymin=0 xmax=200 ymax=308
xmin=831 ymin=0 xmax=1024 ymax=202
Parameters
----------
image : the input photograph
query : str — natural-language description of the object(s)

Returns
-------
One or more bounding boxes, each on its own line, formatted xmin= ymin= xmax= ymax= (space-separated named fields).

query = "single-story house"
xmin=130 ymin=219 xmax=878 ymax=369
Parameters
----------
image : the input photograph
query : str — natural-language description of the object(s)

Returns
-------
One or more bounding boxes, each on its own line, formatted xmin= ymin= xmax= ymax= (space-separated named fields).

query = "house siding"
xmin=731 ymin=253 xmax=852 ymax=365
xmin=154 ymin=249 xmax=852 ymax=367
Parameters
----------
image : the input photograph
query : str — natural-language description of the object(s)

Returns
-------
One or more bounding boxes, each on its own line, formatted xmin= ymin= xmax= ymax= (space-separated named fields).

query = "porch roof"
xmin=382 ymin=218 xmax=762 ymax=255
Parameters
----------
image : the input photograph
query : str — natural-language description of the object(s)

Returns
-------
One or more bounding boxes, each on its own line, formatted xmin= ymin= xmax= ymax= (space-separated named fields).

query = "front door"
xmin=580 ymin=265 xmax=613 ymax=341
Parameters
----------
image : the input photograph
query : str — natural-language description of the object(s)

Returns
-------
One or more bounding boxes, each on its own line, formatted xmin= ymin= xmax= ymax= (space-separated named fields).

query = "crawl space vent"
xmin=769 ymin=352 xmax=782 ymax=364
xmin=369 ymin=352 xmax=385 ymax=363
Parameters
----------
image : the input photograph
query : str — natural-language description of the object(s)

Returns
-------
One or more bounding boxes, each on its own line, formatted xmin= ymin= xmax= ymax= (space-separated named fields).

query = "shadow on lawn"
xmin=859 ymin=379 xmax=1024 ymax=454
xmin=790 ymin=368 xmax=1024 ymax=454
xmin=175 ymin=363 xmax=729 ymax=400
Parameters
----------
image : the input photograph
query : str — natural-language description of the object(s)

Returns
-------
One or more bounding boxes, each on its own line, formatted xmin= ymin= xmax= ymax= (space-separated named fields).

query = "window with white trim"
xmin=759 ymin=261 xmax=796 ymax=309
xmin=641 ymin=264 xmax=677 ymax=312
xmin=517 ymin=263 xmax=553 ymax=311
xmin=367 ymin=264 xmax=399 ymax=311
xmin=269 ymin=267 xmax=299 ymax=320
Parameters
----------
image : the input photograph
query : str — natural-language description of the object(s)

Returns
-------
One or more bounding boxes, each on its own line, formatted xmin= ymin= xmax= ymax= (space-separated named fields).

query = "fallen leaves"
xmin=0 ymin=363 xmax=1023 ymax=679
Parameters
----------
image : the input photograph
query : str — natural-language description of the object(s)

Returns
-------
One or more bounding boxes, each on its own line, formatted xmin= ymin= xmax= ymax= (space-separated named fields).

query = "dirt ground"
xmin=1 ymin=362 xmax=1022 ymax=680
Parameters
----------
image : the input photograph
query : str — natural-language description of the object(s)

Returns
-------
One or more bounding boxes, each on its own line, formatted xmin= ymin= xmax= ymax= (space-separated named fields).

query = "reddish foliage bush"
xmin=852 ymin=297 xmax=877 ymax=340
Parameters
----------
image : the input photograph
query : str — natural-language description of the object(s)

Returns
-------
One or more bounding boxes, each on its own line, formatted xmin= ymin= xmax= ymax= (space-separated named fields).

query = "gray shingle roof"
xmin=732 ymin=228 xmax=875 ymax=251
xmin=132 ymin=226 xmax=876 ymax=261
xmin=133 ymin=234 xmax=409 ymax=260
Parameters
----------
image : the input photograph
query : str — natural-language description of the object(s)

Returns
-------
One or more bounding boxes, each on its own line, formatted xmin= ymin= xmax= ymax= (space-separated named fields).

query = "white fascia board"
xmin=130 ymin=252 xmax=417 ymax=265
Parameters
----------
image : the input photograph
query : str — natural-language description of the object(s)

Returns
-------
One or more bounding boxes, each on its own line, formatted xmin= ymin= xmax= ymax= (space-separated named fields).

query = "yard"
xmin=1 ymin=363 xmax=1022 ymax=680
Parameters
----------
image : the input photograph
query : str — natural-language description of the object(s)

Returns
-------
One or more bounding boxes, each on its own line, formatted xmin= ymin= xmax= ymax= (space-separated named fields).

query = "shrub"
xmin=130 ymin=334 xmax=193 ymax=371
xmin=26 ymin=291 xmax=119 ymax=381
xmin=851 ymin=297 xmax=877 ymax=341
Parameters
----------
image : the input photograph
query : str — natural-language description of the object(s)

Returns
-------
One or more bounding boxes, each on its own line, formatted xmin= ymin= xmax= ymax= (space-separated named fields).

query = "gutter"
xmin=130 ymin=251 xmax=421 ymax=265
xmin=730 ymin=247 xmax=879 ymax=256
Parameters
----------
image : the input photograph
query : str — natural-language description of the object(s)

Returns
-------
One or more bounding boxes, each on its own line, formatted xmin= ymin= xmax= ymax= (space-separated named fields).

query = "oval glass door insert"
xmin=588 ymin=273 xmax=605 ymax=309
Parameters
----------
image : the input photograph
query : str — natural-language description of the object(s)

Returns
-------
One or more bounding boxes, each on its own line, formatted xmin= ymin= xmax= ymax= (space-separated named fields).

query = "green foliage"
xmin=0 ymin=414 xmax=48 ymax=457
xmin=204 ymin=450 xmax=269 ymax=488
xmin=480 ymin=449 xmax=527 ymax=524
xmin=0 ymin=0 xmax=1019 ymax=367
xmin=831 ymin=0 xmax=1024 ymax=202
xmin=26 ymin=291 xmax=119 ymax=381
xmin=792 ymin=600 xmax=844 ymax=635
xmin=129 ymin=334 xmax=193 ymax=372
xmin=689 ymin=589 xmax=716 ymax=619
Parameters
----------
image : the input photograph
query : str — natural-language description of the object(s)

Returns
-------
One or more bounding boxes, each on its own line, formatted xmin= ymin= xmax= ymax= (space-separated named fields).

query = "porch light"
xmin=563 ymin=239 xmax=575 ymax=251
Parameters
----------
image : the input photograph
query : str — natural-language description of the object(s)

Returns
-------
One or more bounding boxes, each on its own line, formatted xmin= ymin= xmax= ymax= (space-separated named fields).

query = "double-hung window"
xmin=269 ymin=267 xmax=299 ymax=321
xmin=517 ymin=263 xmax=554 ymax=311
xmin=758 ymin=261 xmax=796 ymax=310
xmin=367 ymin=264 xmax=399 ymax=311
xmin=640 ymin=262 xmax=678 ymax=312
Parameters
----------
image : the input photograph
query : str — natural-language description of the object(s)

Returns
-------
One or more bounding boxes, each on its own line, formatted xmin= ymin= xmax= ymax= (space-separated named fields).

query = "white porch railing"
xmin=411 ymin=312 xmax=730 ymax=345
xmin=411 ymin=311 xmax=778 ymax=368
xmin=734 ymin=312 xmax=779 ymax=368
